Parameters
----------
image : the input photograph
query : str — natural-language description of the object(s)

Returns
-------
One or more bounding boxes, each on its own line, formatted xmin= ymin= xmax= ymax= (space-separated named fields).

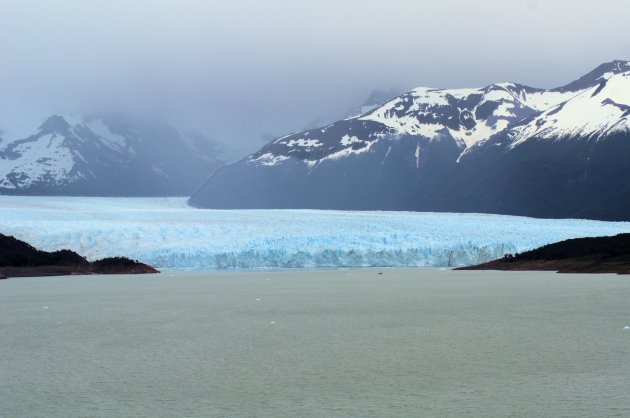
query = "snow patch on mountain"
xmin=251 ymin=153 xmax=291 ymax=166
xmin=512 ymin=89 xmax=580 ymax=112
xmin=83 ymin=118 xmax=130 ymax=151
xmin=318 ymin=138 xmax=378 ymax=161
xmin=510 ymin=72 xmax=630 ymax=146
xmin=359 ymin=84 xmax=543 ymax=148
xmin=285 ymin=138 xmax=323 ymax=147
xmin=340 ymin=135 xmax=363 ymax=146
xmin=450 ymin=119 xmax=511 ymax=149
xmin=0 ymin=133 xmax=78 ymax=189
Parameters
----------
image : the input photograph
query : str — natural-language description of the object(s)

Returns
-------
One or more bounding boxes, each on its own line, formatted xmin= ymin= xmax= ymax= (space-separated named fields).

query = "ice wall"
xmin=0 ymin=196 xmax=628 ymax=269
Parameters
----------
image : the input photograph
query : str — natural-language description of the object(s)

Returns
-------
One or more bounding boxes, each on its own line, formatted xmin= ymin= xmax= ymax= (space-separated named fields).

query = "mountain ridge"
xmin=0 ymin=114 xmax=224 ymax=196
xmin=189 ymin=60 xmax=630 ymax=221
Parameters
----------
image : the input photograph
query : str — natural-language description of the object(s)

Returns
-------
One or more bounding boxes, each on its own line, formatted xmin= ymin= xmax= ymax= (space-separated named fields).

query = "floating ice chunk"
xmin=269 ymin=321 xmax=276 ymax=324
xmin=256 ymin=298 xmax=262 ymax=301
xmin=624 ymin=326 xmax=630 ymax=330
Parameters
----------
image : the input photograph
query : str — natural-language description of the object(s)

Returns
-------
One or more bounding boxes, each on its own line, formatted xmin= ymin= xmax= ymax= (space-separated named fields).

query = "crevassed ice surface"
xmin=0 ymin=196 xmax=628 ymax=269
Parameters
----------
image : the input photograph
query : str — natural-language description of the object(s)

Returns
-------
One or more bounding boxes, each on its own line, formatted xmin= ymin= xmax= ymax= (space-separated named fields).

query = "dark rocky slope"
xmin=458 ymin=233 xmax=630 ymax=274
xmin=0 ymin=233 xmax=158 ymax=278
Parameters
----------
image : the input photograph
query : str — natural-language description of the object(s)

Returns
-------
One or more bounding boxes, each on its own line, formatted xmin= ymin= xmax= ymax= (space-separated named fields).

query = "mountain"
xmin=189 ymin=60 xmax=630 ymax=220
xmin=554 ymin=59 xmax=630 ymax=92
xmin=453 ymin=70 xmax=630 ymax=220
xmin=0 ymin=115 xmax=224 ymax=196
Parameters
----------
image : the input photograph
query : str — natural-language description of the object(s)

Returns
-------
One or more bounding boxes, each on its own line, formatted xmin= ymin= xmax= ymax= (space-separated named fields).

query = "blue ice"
xmin=0 ymin=196 xmax=627 ymax=269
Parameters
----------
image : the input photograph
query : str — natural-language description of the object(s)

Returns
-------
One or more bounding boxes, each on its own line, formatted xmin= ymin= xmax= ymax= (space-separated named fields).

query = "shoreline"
xmin=0 ymin=233 xmax=159 ymax=279
xmin=460 ymin=233 xmax=630 ymax=275
xmin=5 ymin=266 xmax=628 ymax=282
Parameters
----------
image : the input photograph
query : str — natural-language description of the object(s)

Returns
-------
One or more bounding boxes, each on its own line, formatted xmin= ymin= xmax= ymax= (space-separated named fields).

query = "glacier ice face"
xmin=0 ymin=196 xmax=628 ymax=269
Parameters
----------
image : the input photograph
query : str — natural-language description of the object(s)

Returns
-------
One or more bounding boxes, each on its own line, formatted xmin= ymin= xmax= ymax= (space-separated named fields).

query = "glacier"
xmin=0 ymin=196 xmax=628 ymax=269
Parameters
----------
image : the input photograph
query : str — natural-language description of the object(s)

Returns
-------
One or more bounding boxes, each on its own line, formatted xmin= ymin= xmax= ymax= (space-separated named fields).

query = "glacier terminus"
xmin=1 ymin=196 xmax=627 ymax=270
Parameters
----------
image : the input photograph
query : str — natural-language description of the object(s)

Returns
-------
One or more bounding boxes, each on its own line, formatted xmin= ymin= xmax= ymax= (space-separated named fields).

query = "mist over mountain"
xmin=0 ymin=115 xmax=224 ymax=196
xmin=190 ymin=60 xmax=630 ymax=221
xmin=2 ymin=1 xmax=630 ymax=215
xmin=3 ymin=1 xmax=629 ymax=160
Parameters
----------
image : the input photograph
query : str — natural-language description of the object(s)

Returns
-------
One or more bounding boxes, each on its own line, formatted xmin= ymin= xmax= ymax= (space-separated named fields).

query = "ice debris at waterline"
xmin=0 ymin=197 xmax=628 ymax=269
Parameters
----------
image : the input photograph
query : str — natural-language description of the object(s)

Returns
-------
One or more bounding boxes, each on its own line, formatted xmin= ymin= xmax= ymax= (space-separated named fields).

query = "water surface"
xmin=2 ymin=269 xmax=630 ymax=417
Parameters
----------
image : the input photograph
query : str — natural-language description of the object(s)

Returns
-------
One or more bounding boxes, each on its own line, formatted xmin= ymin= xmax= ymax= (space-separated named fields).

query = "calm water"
xmin=2 ymin=269 xmax=630 ymax=417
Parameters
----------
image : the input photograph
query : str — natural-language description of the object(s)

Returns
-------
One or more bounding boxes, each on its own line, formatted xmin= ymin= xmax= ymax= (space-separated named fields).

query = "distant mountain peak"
xmin=0 ymin=114 xmax=224 ymax=195
xmin=556 ymin=59 xmax=630 ymax=92
xmin=361 ymin=89 xmax=403 ymax=107
xmin=509 ymin=70 xmax=630 ymax=145
xmin=38 ymin=115 xmax=72 ymax=132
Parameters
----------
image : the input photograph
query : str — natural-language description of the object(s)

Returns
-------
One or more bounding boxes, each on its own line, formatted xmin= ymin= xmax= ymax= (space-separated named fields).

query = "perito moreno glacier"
xmin=0 ymin=196 xmax=628 ymax=269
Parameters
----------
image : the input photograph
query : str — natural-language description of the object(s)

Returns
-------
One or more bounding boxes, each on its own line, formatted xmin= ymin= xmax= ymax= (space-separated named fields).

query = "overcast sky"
xmin=1 ymin=0 xmax=629 ymax=158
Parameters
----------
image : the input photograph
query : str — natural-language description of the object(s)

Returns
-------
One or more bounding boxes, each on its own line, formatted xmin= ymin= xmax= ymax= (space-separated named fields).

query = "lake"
xmin=2 ymin=268 xmax=630 ymax=417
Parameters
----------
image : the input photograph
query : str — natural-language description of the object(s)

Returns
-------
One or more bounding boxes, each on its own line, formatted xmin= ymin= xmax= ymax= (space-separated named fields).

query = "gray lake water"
xmin=2 ymin=269 xmax=630 ymax=417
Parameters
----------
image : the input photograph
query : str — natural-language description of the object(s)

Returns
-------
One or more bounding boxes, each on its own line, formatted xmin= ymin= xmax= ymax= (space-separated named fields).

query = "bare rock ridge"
xmin=0 ymin=233 xmax=158 ymax=279
xmin=457 ymin=233 xmax=630 ymax=274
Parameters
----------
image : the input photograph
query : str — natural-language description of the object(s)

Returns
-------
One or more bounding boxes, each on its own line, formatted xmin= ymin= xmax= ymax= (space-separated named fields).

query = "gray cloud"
xmin=1 ymin=0 xmax=629 ymax=158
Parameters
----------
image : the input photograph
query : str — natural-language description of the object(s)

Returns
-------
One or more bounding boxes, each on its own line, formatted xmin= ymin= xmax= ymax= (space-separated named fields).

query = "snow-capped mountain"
xmin=512 ymin=71 xmax=630 ymax=143
xmin=454 ymin=67 xmax=630 ymax=220
xmin=0 ymin=115 xmax=224 ymax=196
xmin=554 ymin=59 xmax=630 ymax=92
xmin=190 ymin=60 xmax=630 ymax=220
